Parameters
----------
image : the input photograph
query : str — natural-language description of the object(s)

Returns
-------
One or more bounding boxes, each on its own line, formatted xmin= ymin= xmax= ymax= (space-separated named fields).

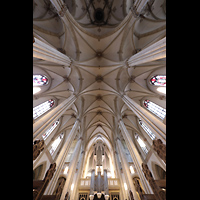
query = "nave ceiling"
xmin=33 ymin=0 xmax=166 ymax=160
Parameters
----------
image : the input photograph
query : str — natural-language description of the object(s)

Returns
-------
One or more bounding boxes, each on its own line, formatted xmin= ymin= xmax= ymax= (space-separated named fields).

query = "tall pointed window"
xmin=33 ymin=99 xmax=55 ymax=120
xmin=135 ymin=133 xmax=148 ymax=155
xmin=138 ymin=119 xmax=156 ymax=140
xmin=150 ymin=75 xmax=166 ymax=86
xmin=144 ymin=100 xmax=166 ymax=120
xmin=33 ymin=75 xmax=48 ymax=86
xmin=42 ymin=119 xmax=60 ymax=140
xmin=49 ymin=133 xmax=64 ymax=155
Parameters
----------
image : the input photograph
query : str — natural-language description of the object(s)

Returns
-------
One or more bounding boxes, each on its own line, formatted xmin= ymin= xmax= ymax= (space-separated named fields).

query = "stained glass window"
xmin=42 ymin=119 xmax=60 ymax=140
xmin=138 ymin=119 xmax=156 ymax=140
xmin=33 ymin=75 xmax=48 ymax=86
xmin=49 ymin=133 xmax=64 ymax=155
xmin=33 ymin=99 xmax=55 ymax=120
xmin=144 ymin=100 xmax=166 ymax=120
xmin=135 ymin=133 xmax=148 ymax=155
xmin=150 ymin=75 xmax=166 ymax=86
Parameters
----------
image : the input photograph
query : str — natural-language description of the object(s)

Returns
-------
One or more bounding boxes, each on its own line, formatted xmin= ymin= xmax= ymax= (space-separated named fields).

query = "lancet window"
xmin=49 ymin=133 xmax=64 ymax=156
xmin=138 ymin=119 xmax=156 ymax=140
xmin=33 ymin=99 xmax=55 ymax=120
xmin=144 ymin=99 xmax=166 ymax=120
xmin=135 ymin=133 xmax=148 ymax=155
xmin=42 ymin=119 xmax=60 ymax=140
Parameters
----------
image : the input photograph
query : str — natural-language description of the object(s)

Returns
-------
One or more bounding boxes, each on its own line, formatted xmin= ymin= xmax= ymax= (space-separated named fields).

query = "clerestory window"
xmin=138 ymin=119 xmax=156 ymax=140
xmin=49 ymin=133 xmax=64 ymax=155
xmin=144 ymin=100 xmax=166 ymax=120
xmin=135 ymin=133 xmax=148 ymax=155
xmin=42 ymin=119 xmax=60 ymax=140
xmin=33 ymin=99 xmax=55 ymax=120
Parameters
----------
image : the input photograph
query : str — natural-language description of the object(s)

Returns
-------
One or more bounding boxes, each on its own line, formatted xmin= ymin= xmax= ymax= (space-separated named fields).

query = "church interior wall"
xmin=33 ymin=0 xmax=166 ymax=199
xmin=146 ymin=153 xmax=166 ymax=180
xmin=33 ymin=155 xmax=50 ymax=180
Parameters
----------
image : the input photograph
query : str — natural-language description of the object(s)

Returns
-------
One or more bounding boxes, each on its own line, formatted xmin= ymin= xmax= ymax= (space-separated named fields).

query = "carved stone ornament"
xmin=55 ymin=178 xmax=65 ymax=200
xmin=33 ymin=139 xmax=44 ymax=160
xmin=64 ymin=192 xmax=69 ymax=200
xmin=133 ymin=177 xmax=145 ymax=199
xmin=142 ymin=163 xmax=166 ymax=200
xmin=129 ymin=190 xmax=134 ymax=200
xmin=152 ymin=139 xmax=166 ymax=163
xmin=33 ymin=163 xmax=56 ymax=200
xmin=44 ymin=163 xmax=56 ymax=182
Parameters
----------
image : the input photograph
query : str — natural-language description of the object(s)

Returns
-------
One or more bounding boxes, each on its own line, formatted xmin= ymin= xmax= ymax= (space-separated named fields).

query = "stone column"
xmin=45 ymin=120 xmax=80 ymax=194
xmin=113 ymin=151 xmax=127 ymax=200
xmin=33 ymin=139 xmax=44 ymax=160
xmin=33 ymin=95 xmax=77 ymax=140
xmin=119 ymin=119 xmax=152 ymax=194
xmin=116 ymin=138 xmax=140 ymax=200
xmin=127 ymin=37 xmax=166 ymax=67
xmin=33 ymin=37 xmax=71 ymax=66
xmin=70 ymin=149 xmax=85 ymax=200
xmin=60 ymin=137 xmax=83 ymax=200
xmin=122 ymin=94 xmax=166 ymax=141
xmin=142 ymin=163 xmax=166 ymax=200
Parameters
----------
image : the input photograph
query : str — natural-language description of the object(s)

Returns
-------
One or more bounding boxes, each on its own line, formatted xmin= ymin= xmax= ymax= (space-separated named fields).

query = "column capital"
xmin=127 ymin=37 xmax=166 ymax=67
xmin=33 ymin=36 xmax=71 ymax=66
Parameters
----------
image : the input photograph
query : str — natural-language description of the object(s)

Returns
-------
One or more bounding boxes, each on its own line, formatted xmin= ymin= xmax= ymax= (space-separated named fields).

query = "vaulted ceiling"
xmin=33 ymin=0 xmax=166 ymax=155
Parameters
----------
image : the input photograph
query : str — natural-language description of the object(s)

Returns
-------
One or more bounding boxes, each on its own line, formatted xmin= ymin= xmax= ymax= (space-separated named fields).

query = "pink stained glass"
xmin=33 ymin=75 xmax=48 ymax=86
xmin=150 ymin=75 xmax=166 ymax=86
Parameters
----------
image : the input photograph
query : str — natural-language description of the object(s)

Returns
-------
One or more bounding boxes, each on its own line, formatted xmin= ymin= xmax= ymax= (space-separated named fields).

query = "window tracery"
xmin=135 ymin=133 xmax=148 ymax=155
xmin=49 ymin=132 xmax=64 ymax=155
xmin=42 ymin=119 xmax=60 ymax=140
xmin=150 ymin=75 xmax=166 ymax=86
xmin=33 ymin=75 xmax=48 ymax=86
xmin=138 ymin=119 xmax=155 ymax=140
xmin=33 ymin=99 xmax=55 ymax=120
xmin=144 ymin=99 xmax=166 ymax=120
